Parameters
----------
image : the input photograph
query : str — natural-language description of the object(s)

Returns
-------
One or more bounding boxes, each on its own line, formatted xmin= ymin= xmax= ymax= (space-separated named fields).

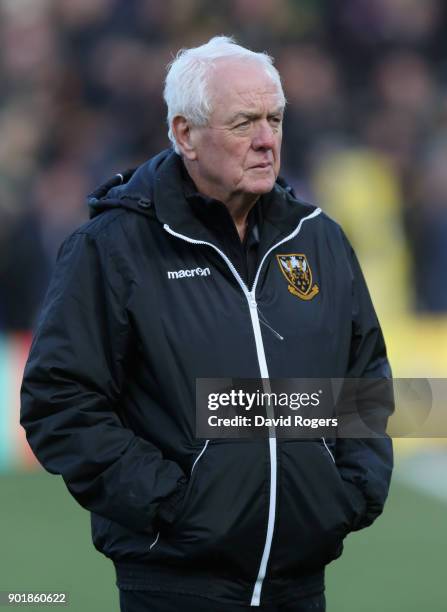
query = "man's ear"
xmin=172 ymin=116 xmax=197 ymax=160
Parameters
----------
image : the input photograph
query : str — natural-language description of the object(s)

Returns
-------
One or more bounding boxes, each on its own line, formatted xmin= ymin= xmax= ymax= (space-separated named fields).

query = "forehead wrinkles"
xmin=235 ymin=87 xmax=283 ymax=108
xmin=215 ymin=74 xmax=281 ymax=100
xmin=210 ymin=85 xmax=283 ymax=124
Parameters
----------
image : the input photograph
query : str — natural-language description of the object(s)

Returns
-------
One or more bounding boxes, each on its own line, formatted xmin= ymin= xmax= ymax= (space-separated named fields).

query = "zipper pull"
xmin=260 ymin=321 xmax=284 ymax=341
xmin=256 ymin=302 xmax=285 ymax=341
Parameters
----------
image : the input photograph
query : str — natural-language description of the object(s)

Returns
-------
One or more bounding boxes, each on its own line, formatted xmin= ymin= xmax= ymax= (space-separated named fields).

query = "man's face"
xmin=187 ymin=59 xmax=284 ymax=202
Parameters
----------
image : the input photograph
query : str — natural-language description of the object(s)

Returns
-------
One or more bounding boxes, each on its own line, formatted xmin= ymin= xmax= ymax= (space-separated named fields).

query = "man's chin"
xmin=249 ymin=178 xmax=276 ymax=195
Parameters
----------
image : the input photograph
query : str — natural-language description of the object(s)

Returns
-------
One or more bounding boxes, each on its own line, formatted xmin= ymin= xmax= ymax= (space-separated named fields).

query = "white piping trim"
xmin=149 ymin=531 xmax=160 ymax=550
xmin=149 ymin=442 xmax=209 ymax=554
xmin=251 ymin=207 xmax=322 ymax=294
xmin=163 ymin=225 xmax=248 ymax=295
xmin=116 ymin=173 xmax=124 ymax=183
xmin=321 ymin=437 xmax=335 ymax=463
xmin=191 ymin=439 xmax=209 ymax=474
xmin=163 ymin=207 xmax=322 ymax=607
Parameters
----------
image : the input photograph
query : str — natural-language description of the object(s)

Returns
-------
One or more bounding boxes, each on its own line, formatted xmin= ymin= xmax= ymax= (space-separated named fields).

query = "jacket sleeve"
xmin=335 ymin=232 xmax=394 ymax=531
xmin=20 ymin=229 xmax=186 ymax=532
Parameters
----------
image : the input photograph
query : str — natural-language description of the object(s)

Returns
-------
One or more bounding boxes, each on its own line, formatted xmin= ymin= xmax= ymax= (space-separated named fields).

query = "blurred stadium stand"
xmin=0 ymin=0 xmax=446 ymax=459
xmin=2 ymin=0 xmax=447 ymax=327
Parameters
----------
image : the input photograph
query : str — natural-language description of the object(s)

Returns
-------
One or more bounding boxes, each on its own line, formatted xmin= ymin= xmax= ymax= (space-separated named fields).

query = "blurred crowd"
xmin=1 ymin=0 xmax=447 ymax=331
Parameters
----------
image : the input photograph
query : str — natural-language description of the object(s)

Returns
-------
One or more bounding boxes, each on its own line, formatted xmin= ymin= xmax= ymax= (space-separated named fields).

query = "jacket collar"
xmin=153 ymin=151 xmax=318 ymax=252
xmin=88 ymin=148 xmax=319 ymax=255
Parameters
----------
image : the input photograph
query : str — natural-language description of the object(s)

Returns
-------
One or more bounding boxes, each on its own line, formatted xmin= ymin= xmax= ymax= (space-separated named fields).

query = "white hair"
xmin=164 ymin=35 xmax=285 ymax=153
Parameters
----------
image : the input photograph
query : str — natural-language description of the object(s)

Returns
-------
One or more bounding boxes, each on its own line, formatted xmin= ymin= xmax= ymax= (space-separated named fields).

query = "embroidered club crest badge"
xmin=276 ymin=254 xmax=319 ymax=301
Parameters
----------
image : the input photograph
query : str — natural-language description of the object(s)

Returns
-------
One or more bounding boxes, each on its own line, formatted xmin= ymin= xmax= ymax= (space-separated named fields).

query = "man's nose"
xmin=252 ymin=121 xmax=276 ymax=150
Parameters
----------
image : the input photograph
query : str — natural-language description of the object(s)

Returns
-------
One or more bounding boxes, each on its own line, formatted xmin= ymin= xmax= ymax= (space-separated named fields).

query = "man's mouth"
xmin=250 ymin=162 xmax=272 ymax=169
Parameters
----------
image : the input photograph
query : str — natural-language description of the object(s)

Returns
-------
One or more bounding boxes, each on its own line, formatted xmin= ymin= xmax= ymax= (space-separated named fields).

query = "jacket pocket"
xmin=91 ymin=512 xmax=159 ymax=560
xmin=176 ymin=439 xmax=210 ymax=517
xmin=270 ymin=439 xmax=361 ymax=577
xmin=151 ymin=440 xmax=268 ymax=578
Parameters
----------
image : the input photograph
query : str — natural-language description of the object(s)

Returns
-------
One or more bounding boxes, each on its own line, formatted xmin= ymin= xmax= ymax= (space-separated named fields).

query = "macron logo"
xmin=167 ymin=267 xmax=211 ymax=280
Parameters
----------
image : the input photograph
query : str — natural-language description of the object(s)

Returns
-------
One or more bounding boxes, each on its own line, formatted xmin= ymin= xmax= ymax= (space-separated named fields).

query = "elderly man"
xmin=21 ymin=37 xmax=393 ymax=611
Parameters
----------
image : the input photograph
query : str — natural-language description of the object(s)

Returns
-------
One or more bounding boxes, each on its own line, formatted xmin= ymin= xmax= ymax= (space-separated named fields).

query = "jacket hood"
xmin=87 ymin=149 xmax=172 ymax=219
xmin=87 ymin=149 xmax=298 ymax=220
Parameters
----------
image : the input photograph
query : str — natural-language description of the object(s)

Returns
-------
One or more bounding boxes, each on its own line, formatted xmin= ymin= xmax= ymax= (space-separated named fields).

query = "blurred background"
xmin=0 ymin=0 xmax=446 ymax=610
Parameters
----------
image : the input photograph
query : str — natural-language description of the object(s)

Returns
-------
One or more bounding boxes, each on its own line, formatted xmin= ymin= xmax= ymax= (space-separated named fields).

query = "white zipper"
xmin=163 ymin=206 xmax=321 ymax=606
xmin=247 ymin=297 xmax=277 ymax=606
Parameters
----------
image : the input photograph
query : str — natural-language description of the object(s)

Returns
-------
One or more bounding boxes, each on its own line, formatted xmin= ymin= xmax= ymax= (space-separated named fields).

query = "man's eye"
xmin=234 ymin=120 xmax=250 ymax=129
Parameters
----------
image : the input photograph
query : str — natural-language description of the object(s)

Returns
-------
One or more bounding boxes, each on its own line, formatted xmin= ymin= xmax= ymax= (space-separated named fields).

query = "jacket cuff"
xmin=156 ymin=476 xmax=188 ymax=526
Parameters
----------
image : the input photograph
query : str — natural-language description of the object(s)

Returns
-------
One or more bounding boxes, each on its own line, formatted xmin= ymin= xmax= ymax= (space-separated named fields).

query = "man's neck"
xmin=226 ymin=197 xmax=259 ymax=241
xmin=184 ymin=159 xmax=259 ymax=242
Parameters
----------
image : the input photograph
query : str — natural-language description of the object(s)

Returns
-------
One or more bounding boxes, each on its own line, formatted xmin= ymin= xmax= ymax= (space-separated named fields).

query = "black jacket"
xmin=21 ymin=150 xmax=393 ymax=606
